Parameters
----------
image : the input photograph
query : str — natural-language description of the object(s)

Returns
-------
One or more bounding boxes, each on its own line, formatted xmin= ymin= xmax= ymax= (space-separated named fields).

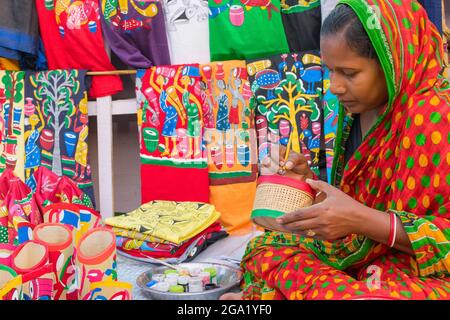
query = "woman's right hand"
xmin=260 ymin=145 xmax=326 ymax=204
xmin=261 ymin=145 xmax=315 ymax=180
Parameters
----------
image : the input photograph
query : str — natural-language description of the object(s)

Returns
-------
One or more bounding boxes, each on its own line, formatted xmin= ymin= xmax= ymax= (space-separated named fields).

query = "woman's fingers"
xmin=281 ymin=217 xmax=319 ymax=232
xmin=276 ymin=206 xmax=319 ymax=224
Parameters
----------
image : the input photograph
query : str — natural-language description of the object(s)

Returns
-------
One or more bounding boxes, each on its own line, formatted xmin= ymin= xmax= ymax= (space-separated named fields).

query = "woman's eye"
xmin=342 ymin=71 xmax=357 ymax=77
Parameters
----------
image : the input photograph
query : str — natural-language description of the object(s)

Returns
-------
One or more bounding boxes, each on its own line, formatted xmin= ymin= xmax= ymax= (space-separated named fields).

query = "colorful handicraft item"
xmin=115 ymin=221 xmax=228 ymax=263
xmin=208 ymin=0 xmax=289 ymax=61
xmin=75 ymin=227 xmax=118 ymax=300
xmin=33 ymin=223 xmax=75 ymax=300
xmin=84 ymin=280 xmax=132 ymax=300
xmin=200 ymin=61 xmax=258 ymax=184
xmin=104 ymin=200 xmax=220 ymax=245
xmin=0 ymin=264 xmax=22 ymax=300
xmin=42 ymin=203 xmax=102 ymax=246
xmin=136 ymin=65 xmax=209 ymax=203
xmin=199 ymin=61 xmax=258 ymax=233
xmin=247 ymin=51 xmax=326 ymax=177
xmin=0 ymin=170 xmax=41 ymax=245
xmin=23 ymin=70 xmax=94 ymax=202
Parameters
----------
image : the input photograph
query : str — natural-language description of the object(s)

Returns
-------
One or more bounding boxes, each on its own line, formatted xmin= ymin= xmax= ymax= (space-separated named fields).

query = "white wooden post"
xmin=96 ymin=96 xmax=115 ymax=218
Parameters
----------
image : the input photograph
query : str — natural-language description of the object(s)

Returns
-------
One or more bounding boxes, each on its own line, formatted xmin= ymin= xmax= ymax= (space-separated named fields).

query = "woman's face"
xmin=321 ymin=32 xmax=389 ymax=114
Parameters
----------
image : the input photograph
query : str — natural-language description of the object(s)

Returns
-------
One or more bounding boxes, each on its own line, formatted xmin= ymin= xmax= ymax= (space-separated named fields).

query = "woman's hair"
xmin=321 ymin=4 xmax=378 ymax=60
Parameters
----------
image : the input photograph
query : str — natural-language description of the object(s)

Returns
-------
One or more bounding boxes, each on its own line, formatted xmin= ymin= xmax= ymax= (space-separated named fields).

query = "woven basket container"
xmin=251 ymin=175 xmax=315 ymax=232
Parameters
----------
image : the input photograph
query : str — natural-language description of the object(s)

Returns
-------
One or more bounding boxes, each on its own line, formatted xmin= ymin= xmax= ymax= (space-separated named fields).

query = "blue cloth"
xmin=418 ymin=0 xmax=442 ymax=34
xmin=0 ymin=1 xmax=39 ymax=60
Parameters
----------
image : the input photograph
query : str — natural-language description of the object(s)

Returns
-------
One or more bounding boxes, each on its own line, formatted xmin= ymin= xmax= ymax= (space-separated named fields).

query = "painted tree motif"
xmin=254 ymin=69 xmax=322 ymax=164
xmin=30 ymin=70 xmax=79 ymax=176
xmin=2 ymin=71 xmax=24 ymax=135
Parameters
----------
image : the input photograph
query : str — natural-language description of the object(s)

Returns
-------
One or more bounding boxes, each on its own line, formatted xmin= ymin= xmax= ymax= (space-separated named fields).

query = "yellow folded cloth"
xmin=104 ymin=201 xmax=220 ymax=245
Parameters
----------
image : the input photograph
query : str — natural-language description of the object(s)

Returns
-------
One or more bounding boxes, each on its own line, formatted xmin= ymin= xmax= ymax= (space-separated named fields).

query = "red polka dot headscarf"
xmin=338 ymin=0 xmax=450 ymax=218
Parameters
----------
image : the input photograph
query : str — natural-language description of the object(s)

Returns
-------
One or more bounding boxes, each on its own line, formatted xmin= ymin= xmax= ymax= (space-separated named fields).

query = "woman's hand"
xmin=261 ymin=146 xmax=326 ymax=204
xmin=261 ymin=145 xmax=315 ymax=180
xmin=276 ymin=179 xmax=367 ymax=240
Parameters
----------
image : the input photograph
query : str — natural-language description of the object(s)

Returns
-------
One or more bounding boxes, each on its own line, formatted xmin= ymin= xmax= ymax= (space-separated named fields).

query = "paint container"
xmin=189 ymin=284 xmax=203 ymax=293
xmin=182 ymin=66 xmax=200 ymax=78
xmin=199 ymin=271 xmax=210 ymax=286
xmin=169 ymin=285 xmax=184 ymax=293
xmin=152 ymin=274 xmax=165 ymax=282
xmin=225 ymin=144 xmax=234 ymax=168
xmin=203 ymin=267 xmax=217 ymax=284
xmin=177 ymin=276 xmax=189 ymax=292
xmin=88 ymin=21 xmax=97 ymax=33
xmin=229 ymin=5 xmax=244 ymax=27
xmin=64 ymin=131 xmax=77 ymax=157
xmin=146 ymin=280 xmax=158 ymax=288
xmin=153 ymin=282 xmax=170 ymax=292
xmin=237 ymin=144 xmax=250 ymax=167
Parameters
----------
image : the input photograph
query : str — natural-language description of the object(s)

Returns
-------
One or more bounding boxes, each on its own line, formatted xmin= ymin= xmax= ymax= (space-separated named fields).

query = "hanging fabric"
xmin=162 ymin=0 xmax=210 ymax=64
xmin=35 ymin=0 xmax=122 ymax=98
xmin=247 ymin=51 xmax=327 ymax=178
xmin=99 ymin=0 xmax=171 ymax=68
xmin=0 ymin=1 xmax=39 ymax=66
xmin=23 ymin=70 xmax=95 ymax=203
xmin=208 ymin=0 xmax=289 ymax=61
xmin=280 ymin=0 xmax=322 ymax=52
xmin=199 ymin=61 xmax=258 ymax=234
xmin=136 ymin=65 xmax=210 ymax=204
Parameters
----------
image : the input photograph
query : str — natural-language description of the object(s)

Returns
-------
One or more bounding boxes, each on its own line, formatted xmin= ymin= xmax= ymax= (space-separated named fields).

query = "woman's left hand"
xmin=276 ymin=179 xmax=366 ymax=240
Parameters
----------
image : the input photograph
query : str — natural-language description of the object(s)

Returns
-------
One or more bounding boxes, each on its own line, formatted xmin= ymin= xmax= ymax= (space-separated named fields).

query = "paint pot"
xmin=45 ymin=0 xmax=54 ymax=10
xmin=152 ymin=274 xmax=165 ymax=282
xmin=156 ymin=66 xmax=175 ymax=78
xmin=182 ymin=66 xmax=200 ymax=78
xmin=5 ymin=155 xmax=17 ymax=170
xmin=229 ymin=5 xmax=244 ymax=27
xmin=153 ymin=282 xmax=170 ymax=292
xmin=63 ymin=131 xmax=77 ymax=157
xmin=242 ymin=81 xmax=252 ymax=100
xmin=176 ymin=128 xmax=188 ymax=158
xmin=237 ymin=144 xmax=250 ymax=167
xmin=215 ymin=63 xmax=225 ymax=81
xmin=210 ymin=146 xmax=223 ymax=170
xmin=225 ymin=144 xmax=234 ymax=168
xmin=24 ymin=98 xmax=36 ymax=116
xmin=88 ymin=21 xmax=97 ymax=33
xmin=143 ymin=127 xmax=159 ymax=153
xmin=279 ymin=119 xmax=291 ymax=137
xmin=201 ymin=65 xmax=212 ymax=80
xmin=40 ymin=129 xmax=54 ymax=151
xmin=144 ymin=87 xmax=158 ymax=108
xmin=312 ymin=121 xmax=321 ymax=135
xmin=13 ymin=107 xmax=21 ymax=126
xmin=233 ymin=66 xmax=247 ymax=79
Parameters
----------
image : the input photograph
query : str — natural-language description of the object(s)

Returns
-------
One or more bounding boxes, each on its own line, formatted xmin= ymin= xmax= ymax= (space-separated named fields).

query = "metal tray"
xmin=136 ymin=262 xmax=242 ymax=300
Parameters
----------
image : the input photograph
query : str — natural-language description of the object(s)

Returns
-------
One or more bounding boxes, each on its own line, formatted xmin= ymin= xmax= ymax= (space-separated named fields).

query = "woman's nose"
xmin=329 ymin=73 xmax=346 ymax=96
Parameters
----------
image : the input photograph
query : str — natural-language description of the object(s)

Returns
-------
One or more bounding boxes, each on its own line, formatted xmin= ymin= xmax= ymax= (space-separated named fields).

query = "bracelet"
xmin=387 ymin=211 xmax=397 ymax=247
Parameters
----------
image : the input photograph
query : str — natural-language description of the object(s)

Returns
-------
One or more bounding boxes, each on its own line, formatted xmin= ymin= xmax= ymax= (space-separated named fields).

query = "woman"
xmin=222 ymin=0 xmax=450 ymax=300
